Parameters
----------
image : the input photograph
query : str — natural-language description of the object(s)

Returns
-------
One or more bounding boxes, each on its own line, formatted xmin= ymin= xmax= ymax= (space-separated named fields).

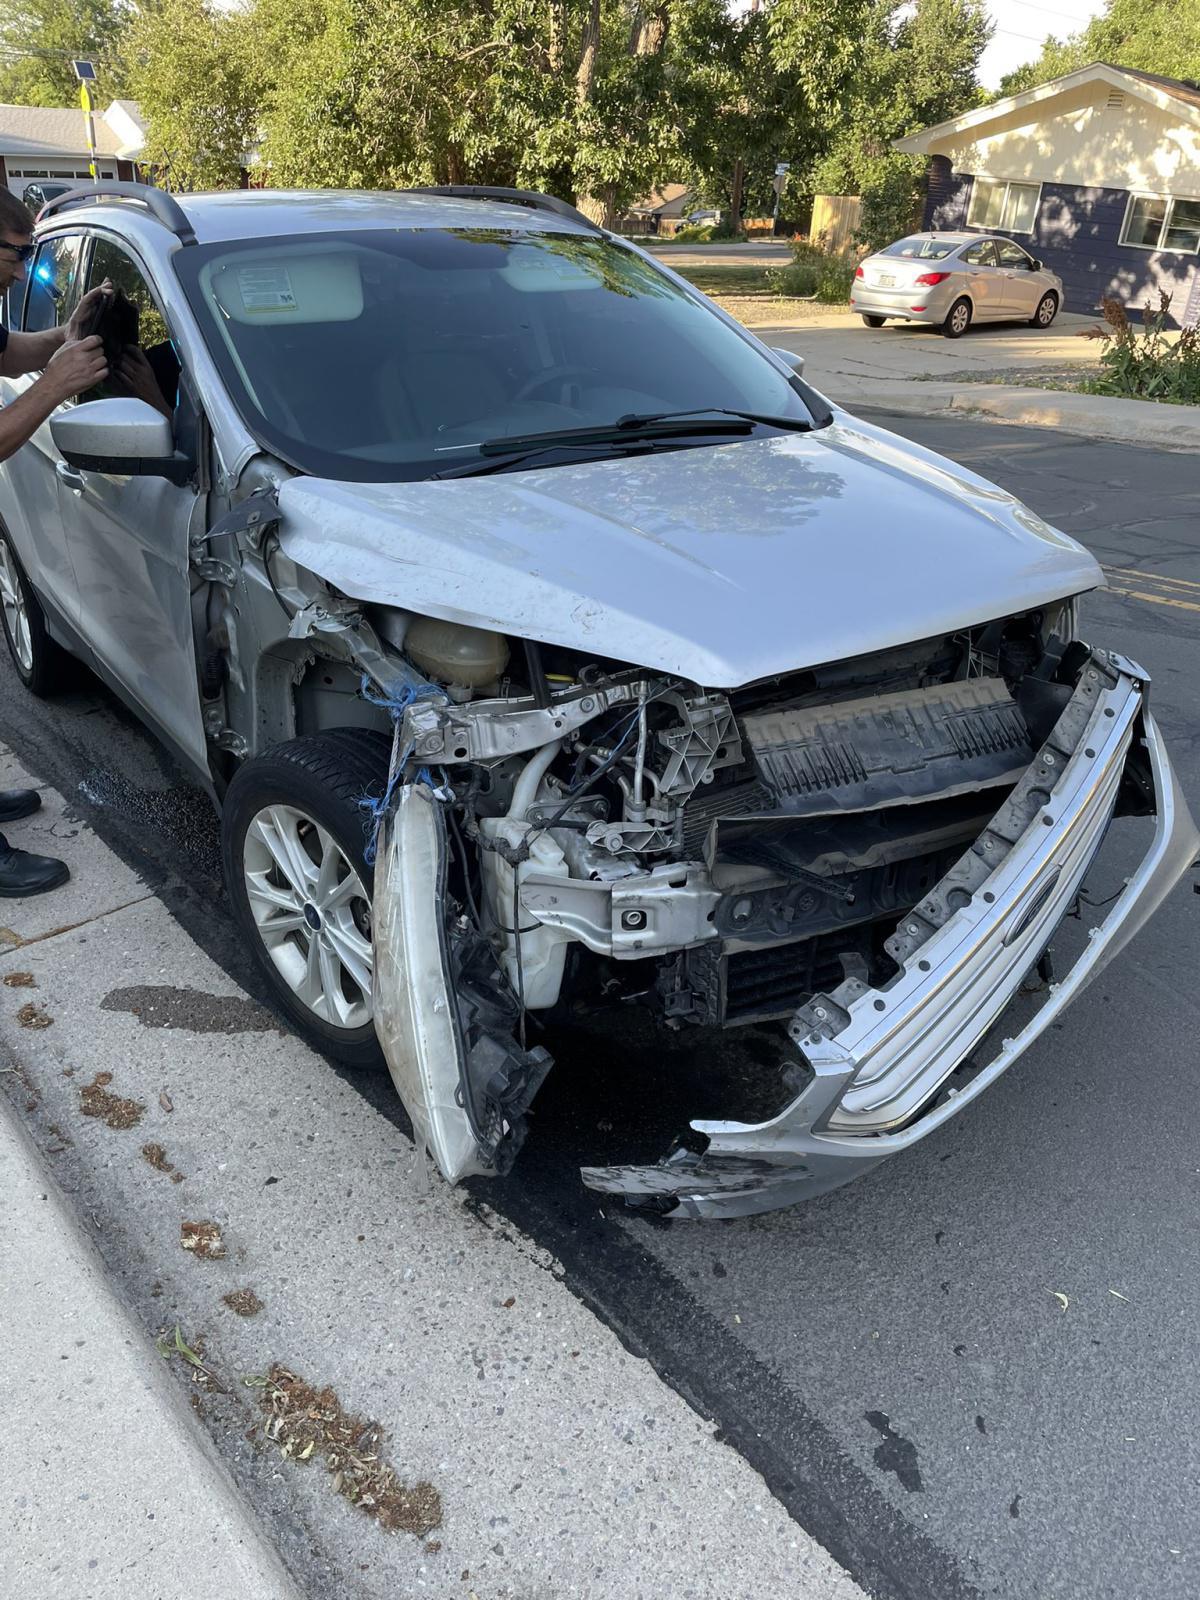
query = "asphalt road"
xmin=2 ymin=414 xmax=1197 ymax=1600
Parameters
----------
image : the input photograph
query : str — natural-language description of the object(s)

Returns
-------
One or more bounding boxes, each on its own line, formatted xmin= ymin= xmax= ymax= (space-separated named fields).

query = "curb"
xmin=0 ymin=1086 xmax=303 ymax=1600
xmin=840 ymin=381 xmax=1200 ymax=451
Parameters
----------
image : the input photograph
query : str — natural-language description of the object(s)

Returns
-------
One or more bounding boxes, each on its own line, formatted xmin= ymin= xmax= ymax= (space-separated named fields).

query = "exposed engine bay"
xmin=358 ymin=593 xmax=1172 ymax=1210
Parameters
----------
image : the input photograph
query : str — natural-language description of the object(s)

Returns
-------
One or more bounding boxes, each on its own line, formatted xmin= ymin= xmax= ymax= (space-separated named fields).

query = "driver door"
xmin=0 ymin=231 xmax=86 ymax=627
xmin=56 ymin=232 xmax=209 ymax=775
xmin=994 ymin=239 xmax=1041 ymax=316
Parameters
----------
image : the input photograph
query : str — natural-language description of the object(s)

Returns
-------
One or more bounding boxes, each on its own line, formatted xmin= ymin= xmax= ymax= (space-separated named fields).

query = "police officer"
xmin=0 ymin=188 xmax=109 ymax=895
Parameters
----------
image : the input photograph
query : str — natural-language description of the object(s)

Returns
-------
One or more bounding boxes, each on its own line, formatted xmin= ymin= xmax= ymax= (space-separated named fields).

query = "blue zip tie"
xmin=357 ymin=676 xmax=449 ymax=864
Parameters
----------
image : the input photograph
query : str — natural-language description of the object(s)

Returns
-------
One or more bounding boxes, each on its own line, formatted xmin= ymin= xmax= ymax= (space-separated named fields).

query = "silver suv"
xmin=0 ymin=182 xmax=1193 ymax=1218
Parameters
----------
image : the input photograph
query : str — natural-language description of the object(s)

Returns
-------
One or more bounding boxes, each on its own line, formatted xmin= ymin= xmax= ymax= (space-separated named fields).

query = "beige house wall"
xmin=926 ymin=83 xmax=1200 ymax=196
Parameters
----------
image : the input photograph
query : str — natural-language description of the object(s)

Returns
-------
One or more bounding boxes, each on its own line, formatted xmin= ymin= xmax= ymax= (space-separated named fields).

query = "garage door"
xmin=6 ymin=162 xmax=117 ymax=200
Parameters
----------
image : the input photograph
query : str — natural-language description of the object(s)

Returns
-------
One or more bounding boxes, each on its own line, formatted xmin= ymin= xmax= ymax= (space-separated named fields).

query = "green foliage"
xmin=769 ymin=239 xmax=856 ymax=301
xmin=20 ymin=0 xmax=993 ymax=247
xmin=674 ymin=0 xmax=899 ymax=227
xmin=671 ymin=223 xmax=717 ymax=243
xmin=809 ymin=0 xmax=990 ymax=246
xmin=0 ymin=0 xmax=130 ymax=106
xmin=769 ymin=260 xmax=818 ymax=296
xmin=1080 ymin=293 xmax=1200 ymax=405
xmin=123 ymin=0 xmax=258 ymax=189
xmin=855 ymin=154 xmax=925 ymax=251
xmin=998 ymin=0 xmax=1200 ymax=97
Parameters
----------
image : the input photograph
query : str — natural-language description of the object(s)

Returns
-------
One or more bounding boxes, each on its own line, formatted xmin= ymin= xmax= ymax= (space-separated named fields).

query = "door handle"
xmin=55 ymin=460 xmax=85 ymax=493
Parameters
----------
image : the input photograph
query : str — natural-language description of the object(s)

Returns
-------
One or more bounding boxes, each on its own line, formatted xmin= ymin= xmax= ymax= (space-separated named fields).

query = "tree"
xmin=0 ymin=0 xmax=130 ymax=107
xmin=805 ymin=0 xmax=991 ymax=250
xmin=998 ymin=0 xmax=1200 ymax=96
xmin=122 ymin=0 xmax=257 ymax=189
xmin=244 ymin=0 xmax=683 ymax=221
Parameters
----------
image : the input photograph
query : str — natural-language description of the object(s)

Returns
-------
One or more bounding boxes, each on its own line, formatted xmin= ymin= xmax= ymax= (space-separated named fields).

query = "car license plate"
xmin=875 ymin=272 xmax=895 ymax=287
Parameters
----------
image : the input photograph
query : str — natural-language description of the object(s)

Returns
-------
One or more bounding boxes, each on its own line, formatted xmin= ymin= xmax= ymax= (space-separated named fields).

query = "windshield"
xmin=881 ymin=237 xmax=957 ymax=260
xmin=175 ymin=227 xmax=821 ymax=483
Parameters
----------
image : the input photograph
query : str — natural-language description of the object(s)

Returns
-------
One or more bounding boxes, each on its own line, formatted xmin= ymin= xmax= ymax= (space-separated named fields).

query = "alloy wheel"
xmin=1037 ymin=295 xmax=1057 ymax=326
xmin=242 ymin=803 xmax=373 ymax=1032
xmin=950 ymin=302 xmax=970 ymax=335
xmin=0 ymin=539 xmax=33 ymax=675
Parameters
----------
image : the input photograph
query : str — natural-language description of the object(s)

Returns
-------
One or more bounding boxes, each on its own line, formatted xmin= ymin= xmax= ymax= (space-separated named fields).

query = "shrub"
xmin=671 ymin=223 xmax=715 ymax=243
xmin=768 ymin=239 xmax=857 ymax=303
xmin=1081 ymin=292 xmax=1200 ymax=404
xmin=768 ymin=260 xmax=818 ymax=297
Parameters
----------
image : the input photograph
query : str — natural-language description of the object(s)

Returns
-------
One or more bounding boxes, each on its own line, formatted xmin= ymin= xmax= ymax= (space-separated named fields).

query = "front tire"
xmin=1031 ymin=291 xmax=1059 ymax=328
xmin=861 ymin=314 xmax=886 ymax=328
xmin=0 ymin=529 xmax=67 ymax=695
xmin=221 ymin=730 xmax=392 ymax=1068
xmin=942 ymin=297 xmax=972 ymax=338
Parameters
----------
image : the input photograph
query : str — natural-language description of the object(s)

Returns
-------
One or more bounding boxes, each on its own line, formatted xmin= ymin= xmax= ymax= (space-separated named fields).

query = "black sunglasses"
xmin=0 ymin=241 xmax=35 ymax=263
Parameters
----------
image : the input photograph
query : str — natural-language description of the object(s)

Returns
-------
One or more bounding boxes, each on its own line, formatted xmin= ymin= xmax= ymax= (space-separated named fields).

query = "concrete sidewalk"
xmin=0 ymin=1090 xmax=302 ymax=1599
xmin=0 ymin=739 xmax=866 ymax=1600
xmin=843 ymin=379 xmax=1200 ymax=451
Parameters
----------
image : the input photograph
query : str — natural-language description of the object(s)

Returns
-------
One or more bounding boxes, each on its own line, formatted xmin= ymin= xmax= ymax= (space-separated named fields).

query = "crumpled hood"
xmin=276 ymin=414 xmax=1102 ymax=687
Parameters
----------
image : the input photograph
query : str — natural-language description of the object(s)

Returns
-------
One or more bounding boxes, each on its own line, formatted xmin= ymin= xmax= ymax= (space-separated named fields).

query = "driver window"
xmin=995 ymin=240 xmax=1031 ymax=268
xmin=83 ymin=235 xmax=179 ymax=418
xmin=22 ymin=233 xmax=84 ymax=338
xmin=962 ymin=240 xmax=998 ymax=267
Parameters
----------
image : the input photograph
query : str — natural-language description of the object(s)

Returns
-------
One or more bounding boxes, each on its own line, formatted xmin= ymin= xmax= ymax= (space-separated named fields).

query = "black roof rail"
xmin=407 ymin=185 xmax=600 ymax=232
xmin=37 ymin=180 xmax=197 ymax=246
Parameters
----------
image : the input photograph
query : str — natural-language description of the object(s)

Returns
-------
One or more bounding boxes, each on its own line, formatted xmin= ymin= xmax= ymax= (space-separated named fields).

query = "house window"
xmin=1120 ymin=193 xmax=1200 ymax=253
xmin=967 ymin=178 xmax=1041 ymax=233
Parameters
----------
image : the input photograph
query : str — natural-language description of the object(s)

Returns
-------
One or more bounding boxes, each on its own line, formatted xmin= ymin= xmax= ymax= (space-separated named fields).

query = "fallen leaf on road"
xmin=1049 ymin=1291 xmax=1069 ymax=1312
xmin=1109 ymin=1289 xmax=1129 ymax=1302
xmin=256 ymin=1363 xmax=442 ymax=1536
xmin=3 ymin=971 xmax=35 ymax=988
xmin=181 ymin=1220 xmax=226 ymax=1260
xmin=79 ymin=1073 xmax=144 ymax=1130
xmin=159 ymin=1090 xmax=173 ymax=1113
xmin=223 ymin=1287 xmax=264 ymax=1318
xmin=16 ymin=1002 xmax=52 ymax=1029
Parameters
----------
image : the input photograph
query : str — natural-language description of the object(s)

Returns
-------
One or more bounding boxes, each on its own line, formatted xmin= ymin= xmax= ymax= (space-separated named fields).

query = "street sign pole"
xmin=72 ymin=60 xmax=99 ymax=179
xmin=772 ymin=162 xmax=790 ymax=234
xmin=79 ymin=84 xmax=99 ymax=180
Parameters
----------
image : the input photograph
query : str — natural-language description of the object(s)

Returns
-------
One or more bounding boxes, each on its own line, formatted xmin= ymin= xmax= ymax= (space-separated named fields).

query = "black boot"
xmin=0 ymin=832 xmax=69 ymax=897
xmin=0 ymin=789 xmax=41 ymax=824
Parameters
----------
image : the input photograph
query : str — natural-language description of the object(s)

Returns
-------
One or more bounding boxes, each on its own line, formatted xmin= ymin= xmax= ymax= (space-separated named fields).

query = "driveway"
xmin=761 ymin=310 xmax=1102 ymax=403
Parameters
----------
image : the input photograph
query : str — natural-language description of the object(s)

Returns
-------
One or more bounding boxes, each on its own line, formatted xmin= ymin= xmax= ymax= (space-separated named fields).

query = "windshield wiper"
xmin=479 ymin=415 xmax=755 ymax=455
xmin=614 ymin=406 xmax=820 ymax=433
xmin=430 ymin=416 xmax=756 ymax=480
xmin=429 ymin=437 xmax=655 ymax=481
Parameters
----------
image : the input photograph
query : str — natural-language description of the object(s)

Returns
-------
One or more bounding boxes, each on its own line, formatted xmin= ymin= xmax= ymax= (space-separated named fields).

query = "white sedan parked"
xmin=850 ymin=231 xmax=1064 ymax=337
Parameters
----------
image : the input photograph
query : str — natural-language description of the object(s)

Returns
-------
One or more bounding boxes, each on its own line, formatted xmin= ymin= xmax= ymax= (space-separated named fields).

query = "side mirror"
xmin=1031 ymin=258 xmax=1042 ymax=270
xmin=772 ymin=347 xmax=805 ymax=378
xmin=51 ymin=397 xmax=193 ymax=485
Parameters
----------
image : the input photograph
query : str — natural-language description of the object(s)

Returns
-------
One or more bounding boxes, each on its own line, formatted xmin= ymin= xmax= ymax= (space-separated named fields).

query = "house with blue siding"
xmin=893 ymin=62 xmax=1200 ymax=327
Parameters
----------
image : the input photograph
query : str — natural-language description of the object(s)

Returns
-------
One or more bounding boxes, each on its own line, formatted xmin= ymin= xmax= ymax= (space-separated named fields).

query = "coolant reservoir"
xmin=404 ymin=617 xmax=509 ymax=689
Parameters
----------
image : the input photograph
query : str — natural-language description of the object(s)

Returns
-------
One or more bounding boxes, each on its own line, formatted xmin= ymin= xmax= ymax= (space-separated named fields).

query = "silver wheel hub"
xmin=242 ymin=803 xmax=372 ymax=1032
xmin=0 ymin=541 xmax=33 ymax=675
xmin=952 ymin=305 xmax=968 ymax=332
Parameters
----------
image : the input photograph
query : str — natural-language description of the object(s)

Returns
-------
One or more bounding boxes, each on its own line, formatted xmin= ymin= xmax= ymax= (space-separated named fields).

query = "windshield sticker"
xmin=238 ymin=265 xmax=297 ymax=313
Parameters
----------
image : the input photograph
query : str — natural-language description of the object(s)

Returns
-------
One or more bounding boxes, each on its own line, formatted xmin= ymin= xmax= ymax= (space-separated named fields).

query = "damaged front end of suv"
xmin=349 ymin=589 xmax=1196 ymax=1218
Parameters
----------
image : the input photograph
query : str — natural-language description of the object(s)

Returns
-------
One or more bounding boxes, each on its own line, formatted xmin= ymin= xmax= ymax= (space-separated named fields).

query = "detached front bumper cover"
xmin=583 ymin=650 xmax=1199 ymax=1219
